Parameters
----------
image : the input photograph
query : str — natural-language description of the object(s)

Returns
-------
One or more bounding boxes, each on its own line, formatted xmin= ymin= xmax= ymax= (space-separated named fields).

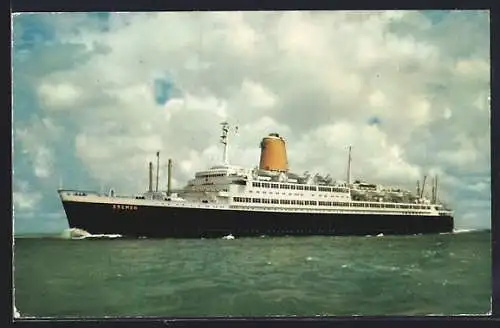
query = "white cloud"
xmin=288 ymin=122 xmax=422 ymax=187
xmin=13 ymin=192 xmax=42 ymax=211
xmin=13 ymin=11 xmax=491 ymax=229
xmin=239 ymin=80 xmax=277 ymax=109
xmin=33 ymin=146 xmax=53 ymax=178
xmin=468 ymin=181 xmax=489 ymax=193
xmin=15 ymin=118 xmax=59 ymax=179
xmin=12 ymin=180 xmax=42 ymax=211
xmin=37 ymin=82 xmax=82 ymax=110
xmin=455 ymin=58 xmax=489 ymax=78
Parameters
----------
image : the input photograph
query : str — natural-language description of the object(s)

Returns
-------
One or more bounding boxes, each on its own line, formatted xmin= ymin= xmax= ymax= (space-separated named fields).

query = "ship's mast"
xmin=167 ymin=158 xmax=172 ymax=196
xmin=220 ymin=122 xmax=230 ymax=165
xmin=347 ymin=145 xmax=352 ymax=186
xmin=148 ymin=161 xmax=153 ymax=192
xmin=435 ymin=175 xmax=439 ymax=203
xmin=420 ymin=175 xmax=427 ymax=199
xmin=155 ymin=151 xmax=160 ymax=192
xmin=431 ymin=176 xmax=435 ymax=204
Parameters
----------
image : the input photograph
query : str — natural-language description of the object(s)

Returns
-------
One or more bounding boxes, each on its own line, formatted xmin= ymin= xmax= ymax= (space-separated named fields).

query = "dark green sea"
xmin=13 ymin=230 xmax=491 ymax=318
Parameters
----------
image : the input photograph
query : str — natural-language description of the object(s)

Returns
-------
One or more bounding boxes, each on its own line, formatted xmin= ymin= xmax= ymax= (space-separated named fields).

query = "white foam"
xmin=83 ymin=234 xmax=122 ymax=239
xmin=453 ymin=228 xmax=477 ymax=234
xmin=61 ymin=228 xmax=90 ymax=239
xmin=376 ymin=233 xmax=384 ymax=237
xmin=63 ymin=228 xmax=122 ymax=240
xmin=222 ymin=234 xmax=235 ymax=240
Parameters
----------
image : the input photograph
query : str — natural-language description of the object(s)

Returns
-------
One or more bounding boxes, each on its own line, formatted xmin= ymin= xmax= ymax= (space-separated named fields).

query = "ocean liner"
xmin=58 ymin=122 xmax=454 ymax=238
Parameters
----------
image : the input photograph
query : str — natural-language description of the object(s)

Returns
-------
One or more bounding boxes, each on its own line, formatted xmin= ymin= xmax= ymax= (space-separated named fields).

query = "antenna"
xmin=220 ymin=122 xmax=230 ymax=165
xmin=346 ymin=146 xmax=352 ymax=185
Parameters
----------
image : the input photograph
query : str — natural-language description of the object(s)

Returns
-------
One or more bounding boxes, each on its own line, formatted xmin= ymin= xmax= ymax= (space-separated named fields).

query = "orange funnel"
xmin=259 ymin=133 xmax=288 ymax=172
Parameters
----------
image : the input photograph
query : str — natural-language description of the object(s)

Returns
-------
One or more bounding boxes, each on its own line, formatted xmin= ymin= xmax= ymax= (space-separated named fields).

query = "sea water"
xmin=13 ymin=230 xmax=491 ymax=317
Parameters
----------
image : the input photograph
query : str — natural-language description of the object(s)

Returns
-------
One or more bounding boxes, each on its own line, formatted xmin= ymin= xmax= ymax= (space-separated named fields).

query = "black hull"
xmin=61 ymin=201 xmax=454 ymax=238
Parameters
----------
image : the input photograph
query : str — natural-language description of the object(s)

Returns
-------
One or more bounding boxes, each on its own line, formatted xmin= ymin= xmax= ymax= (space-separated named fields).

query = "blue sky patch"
xmin=367 ymin=116 xmax=381 ymax=126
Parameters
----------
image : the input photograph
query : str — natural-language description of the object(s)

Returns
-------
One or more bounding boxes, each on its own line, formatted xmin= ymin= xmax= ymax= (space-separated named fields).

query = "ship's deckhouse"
xmin=174 ymin=124 xmax=453 ymax=218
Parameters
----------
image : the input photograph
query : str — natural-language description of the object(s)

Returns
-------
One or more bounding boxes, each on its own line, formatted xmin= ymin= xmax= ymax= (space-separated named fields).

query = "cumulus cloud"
xmin=12 ymin=10 xmax=490 ymax=231
xmin=37 ymin=82 xmax=82 ymax=110
xmin=15 ymin=118 xmax=61 ymax=179
xmin=12 ymin=180 xmax=42 ymax=212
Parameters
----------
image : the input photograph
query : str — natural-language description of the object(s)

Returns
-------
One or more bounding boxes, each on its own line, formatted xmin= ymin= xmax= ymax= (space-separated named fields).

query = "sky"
xmin=11 ymin=10 xmax=490 ymax=234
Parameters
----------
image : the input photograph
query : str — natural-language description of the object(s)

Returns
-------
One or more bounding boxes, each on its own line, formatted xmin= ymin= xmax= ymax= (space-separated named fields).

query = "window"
xmin=297 ymin=186 xmax=304 ymax=190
